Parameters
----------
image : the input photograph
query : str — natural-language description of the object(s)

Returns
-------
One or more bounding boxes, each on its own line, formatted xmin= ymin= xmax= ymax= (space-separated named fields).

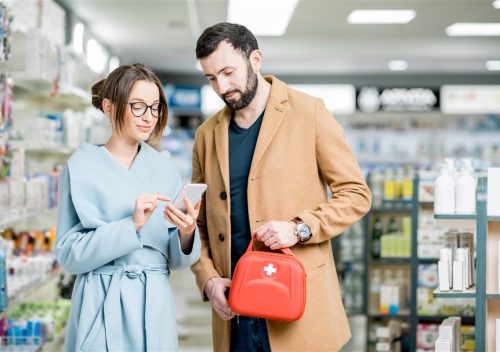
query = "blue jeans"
xmin=230 ymin=316 xmax=271 ymax=352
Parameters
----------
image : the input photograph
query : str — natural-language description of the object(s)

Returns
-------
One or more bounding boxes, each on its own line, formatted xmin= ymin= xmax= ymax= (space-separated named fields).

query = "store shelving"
xmin=368 ymin=311 xmax=410 ymax=318
xmin=371 ymin=258 xmax=411 ymax=264
xmin=418 ymin=315 xmax=475 ymax=324
xmin=363 ymin=178 xmax=415 ymax=351
xmin=2 ymin=269 xmax=61 ymax=316
xmin=9 ymin=140 xmax=75 ymax=155
xmin=434 ymin=213 xmax=476 ymax=220
xmin=0 ymin=207 xmax=57 ymax=228
xmin=427 ymin=176 xmax=494 ymax=351
xmin=356 ymin=174 xmax=485 ymax=351
xmin=433 ymin=287 xmax=476 ymax=298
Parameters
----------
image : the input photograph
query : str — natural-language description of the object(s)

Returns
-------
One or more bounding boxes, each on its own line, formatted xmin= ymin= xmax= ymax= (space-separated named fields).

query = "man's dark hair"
xmin=196 ymin=22 xmax=259 ymax=60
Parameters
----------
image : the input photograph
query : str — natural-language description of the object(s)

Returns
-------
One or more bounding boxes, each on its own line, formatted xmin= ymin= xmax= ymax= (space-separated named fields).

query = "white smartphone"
xmin=171 ymin=183 xmax=207 ymax=212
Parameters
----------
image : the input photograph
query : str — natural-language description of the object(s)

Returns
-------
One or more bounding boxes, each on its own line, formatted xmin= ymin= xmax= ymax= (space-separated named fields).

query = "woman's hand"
xmin=133 ymin=193 xmax=170 ymax=231
xmin=164 ymin=197 xmax=201 ymax=238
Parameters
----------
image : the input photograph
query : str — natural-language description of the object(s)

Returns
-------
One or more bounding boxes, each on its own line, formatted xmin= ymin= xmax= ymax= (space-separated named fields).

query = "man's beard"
xmin=222 ymin=63 xmax=258 ymax=111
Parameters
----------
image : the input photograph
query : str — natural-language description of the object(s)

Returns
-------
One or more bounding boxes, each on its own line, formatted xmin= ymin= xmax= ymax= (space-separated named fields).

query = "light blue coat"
xmin=56 ymin=141 xmax=200 ymax=352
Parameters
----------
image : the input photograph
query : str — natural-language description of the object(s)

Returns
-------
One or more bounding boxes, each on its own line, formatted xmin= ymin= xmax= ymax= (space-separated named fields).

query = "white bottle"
xmin=434 ymin=159 xmax=456 ymax=214
xmin=455 ymin=158 xmax=476 ymax=214
xmin=369 ymin=269 xmax=382 ymax=313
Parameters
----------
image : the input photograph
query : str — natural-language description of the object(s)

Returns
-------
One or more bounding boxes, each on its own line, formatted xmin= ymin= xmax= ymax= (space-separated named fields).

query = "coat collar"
xmin=213 ymin=75 xmax=288 ymax=190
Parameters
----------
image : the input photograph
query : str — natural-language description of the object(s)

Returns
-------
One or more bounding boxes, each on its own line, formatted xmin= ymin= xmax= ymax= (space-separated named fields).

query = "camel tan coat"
xmin=191 ymin=76 xmax=371 ymax=351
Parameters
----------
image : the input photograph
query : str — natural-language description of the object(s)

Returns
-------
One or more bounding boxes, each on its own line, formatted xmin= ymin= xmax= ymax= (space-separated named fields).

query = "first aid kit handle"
xmin=247 ymin=233 xmax=295 ymax=256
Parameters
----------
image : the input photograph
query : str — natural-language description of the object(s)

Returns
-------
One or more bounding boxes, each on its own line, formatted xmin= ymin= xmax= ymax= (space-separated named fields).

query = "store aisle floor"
xmin=171 ymin=268 xmax=213 ymax=351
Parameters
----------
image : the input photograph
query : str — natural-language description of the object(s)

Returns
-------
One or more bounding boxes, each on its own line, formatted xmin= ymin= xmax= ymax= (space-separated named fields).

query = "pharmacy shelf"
xmin=0 ymin=207 xmax=57 ymax=227
xmin=430 ymin=177 xmax=485 ymax=351
xmin=488 ymin=216 xmax=500 ymax=222
xmin=9 ymin=140 xmax=75 ymax=155
xmin=433 ymin=287 xmax=476 ymax=298
xmin=368 ymin=310 xmax=410 ymax=318
xmin=417 ymin=315 xmax=475 ymax=324
xmin=486 ymin=294 xmax=500 ymax=300
xmin=364 ymin=178 xmax=419 ymax=349
xmin=434 ymin=213 xmax=476 ymax=220
xmin=418 ymin=257 xmax=439 ymax=264
xmin=371 ymin=257 xmax=411 ymax=264
xmin=1 ymin=269 xmax=60 ymax=318
xmin=12 ymin=73 xmax=91 ymax=109
xmin=372 ymin=201 xmax=413 ymax=212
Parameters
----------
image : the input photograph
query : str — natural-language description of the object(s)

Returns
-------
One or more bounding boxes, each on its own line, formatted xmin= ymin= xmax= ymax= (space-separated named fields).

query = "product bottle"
xmin=353 ymin=271 xmax=363 ymax=311
xmin=402 ymin=166 xmax=414 ymax=200
xmin=372 ymin=217 xmax=383 ymax=258
xmin=369 ymin=169 xmax=385 ymax=208
xmin=343 ymin=272 xmax=354 ymax=310
xmin=388 ymin=217 xmax=398 ymax=233
xmin=456 ymin=158 xmax=476 ymax=214
xmin=384 ymin=168 xmax=397 ymax=200
xmin=434 ymin=159 xmax=456 ymax=214
xmin=369 ymin=269 xmax=382 ymax=313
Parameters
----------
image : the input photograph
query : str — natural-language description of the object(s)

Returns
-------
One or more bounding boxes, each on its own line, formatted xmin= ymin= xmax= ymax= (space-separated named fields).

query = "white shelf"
xmin=12 ymin=73 xmax=91 ymax=109
xmin=2 ymin=269 xmax=61 ymax=316
xmin=0 ymin=207 xmax=57 ymax=227
xmin=433 ymin=286 xmax=476 ymax=298
xmin=9 ymin=140 xmax=75 ymax=155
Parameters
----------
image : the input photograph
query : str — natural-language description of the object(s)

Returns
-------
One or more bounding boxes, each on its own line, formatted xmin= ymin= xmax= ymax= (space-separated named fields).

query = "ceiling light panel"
xmin=228 ymin=0 xmax=299 ymax=36
xmin=347 ymin=10 xmax=416 ymax=24
xmin=446 ymin=23 xmax=500 ymax=36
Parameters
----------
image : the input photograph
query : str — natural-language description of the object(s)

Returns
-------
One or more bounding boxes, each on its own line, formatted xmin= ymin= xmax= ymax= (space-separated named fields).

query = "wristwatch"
xmin=294 ymin=221 xmax=312 ymax=243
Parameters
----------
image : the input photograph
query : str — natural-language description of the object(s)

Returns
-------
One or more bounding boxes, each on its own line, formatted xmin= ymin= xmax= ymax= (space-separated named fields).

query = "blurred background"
xmin=0 ymin=0 xmax=499 ymax=351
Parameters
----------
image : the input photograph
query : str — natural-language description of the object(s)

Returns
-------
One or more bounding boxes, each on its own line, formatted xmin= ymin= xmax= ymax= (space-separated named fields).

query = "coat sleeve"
xmin=167 ymin=227 xmax=201 ymax=270
xmin=296 ymin=99 xmax=372 ymax=244
xmin=190 ymin=132 xmax=221 ymax=301
xmin=55 ymin=166 xmax=143 ymax=274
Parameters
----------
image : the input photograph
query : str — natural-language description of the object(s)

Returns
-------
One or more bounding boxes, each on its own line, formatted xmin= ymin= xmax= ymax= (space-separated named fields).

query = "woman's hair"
xmin=196 ymin=22 xmax=259 ymax=60
xmin=91 ymin=63 xmax=168 ymax=145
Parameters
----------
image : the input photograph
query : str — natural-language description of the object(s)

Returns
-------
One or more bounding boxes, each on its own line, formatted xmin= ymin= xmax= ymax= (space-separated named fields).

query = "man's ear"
xmin=249 ymin=49 xmax=263 ymax=73
xmin=102 ymin=98 xmax=114 ymax=118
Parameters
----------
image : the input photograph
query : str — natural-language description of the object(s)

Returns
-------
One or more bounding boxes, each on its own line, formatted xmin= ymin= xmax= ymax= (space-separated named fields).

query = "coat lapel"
xmin=249 ymin=76 xmax=288 ymax=176
xmin=214 ymin=107 xmax=231 ymax=192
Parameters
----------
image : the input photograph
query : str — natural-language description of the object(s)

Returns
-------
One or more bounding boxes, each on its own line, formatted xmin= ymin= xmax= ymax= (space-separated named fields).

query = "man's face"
xmin=200 ymin=41 xmax=258 ymax=111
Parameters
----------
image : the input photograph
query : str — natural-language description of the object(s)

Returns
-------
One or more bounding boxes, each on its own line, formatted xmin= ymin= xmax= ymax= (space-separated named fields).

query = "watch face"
xmin=297 ymin=223 xmax=311 ymax=240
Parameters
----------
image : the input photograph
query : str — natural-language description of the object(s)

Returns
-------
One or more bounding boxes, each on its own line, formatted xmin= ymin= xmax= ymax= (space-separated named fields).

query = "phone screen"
xmin=172 ymin=183 xmax=207 ymax=212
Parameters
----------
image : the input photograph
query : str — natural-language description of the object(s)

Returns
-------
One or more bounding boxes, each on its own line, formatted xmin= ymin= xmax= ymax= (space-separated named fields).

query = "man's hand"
xmin=255 ymin=220 xmax=299 ymax=250
xmin=205 ymin=277 xmax=235 ymax=320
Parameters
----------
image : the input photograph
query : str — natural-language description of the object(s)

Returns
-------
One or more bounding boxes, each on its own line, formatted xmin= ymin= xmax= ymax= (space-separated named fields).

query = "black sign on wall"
xmin=356 ymin=87 xmax=440 ymax=113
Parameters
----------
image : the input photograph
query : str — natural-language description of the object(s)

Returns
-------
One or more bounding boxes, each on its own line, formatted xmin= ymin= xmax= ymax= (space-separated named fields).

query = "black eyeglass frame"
xmin=128 ymin=102 xmax=164 ymax=118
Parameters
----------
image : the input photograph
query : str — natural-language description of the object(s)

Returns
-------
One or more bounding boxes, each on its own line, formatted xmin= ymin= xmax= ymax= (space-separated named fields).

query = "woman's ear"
xmin=102 ymin=98 xmax=114 ymax=118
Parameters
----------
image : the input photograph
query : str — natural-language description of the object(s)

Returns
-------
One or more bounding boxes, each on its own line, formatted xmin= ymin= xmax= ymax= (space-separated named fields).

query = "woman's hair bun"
xmin=91 ymin=79 xmax=106 ymax=111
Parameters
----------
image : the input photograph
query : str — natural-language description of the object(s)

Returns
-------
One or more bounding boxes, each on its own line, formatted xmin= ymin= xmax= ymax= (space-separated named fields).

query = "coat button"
xmin=220 ymin=191 xmax=227 ymax=200
xmin=218 ymin=233 xmax=225 ymax=242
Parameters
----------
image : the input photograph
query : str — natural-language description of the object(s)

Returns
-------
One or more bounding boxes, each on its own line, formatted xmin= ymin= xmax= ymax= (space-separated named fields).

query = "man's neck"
xmin=233 ymin=76 xmax=271 ymax=129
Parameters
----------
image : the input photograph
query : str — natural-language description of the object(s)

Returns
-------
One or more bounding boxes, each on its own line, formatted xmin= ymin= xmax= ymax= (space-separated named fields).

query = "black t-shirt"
xmin=228 ymin=111 xmax=265 ymax=273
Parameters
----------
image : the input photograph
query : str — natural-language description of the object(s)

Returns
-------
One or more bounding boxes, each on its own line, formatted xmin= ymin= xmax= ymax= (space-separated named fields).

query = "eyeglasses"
xmin=128 ymin=102 xmax=163 ymax=118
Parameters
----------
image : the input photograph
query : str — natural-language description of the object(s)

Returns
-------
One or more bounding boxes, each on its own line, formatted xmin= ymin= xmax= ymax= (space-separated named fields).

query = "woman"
xmin=56 ymin=64 xmax=201 ymax=351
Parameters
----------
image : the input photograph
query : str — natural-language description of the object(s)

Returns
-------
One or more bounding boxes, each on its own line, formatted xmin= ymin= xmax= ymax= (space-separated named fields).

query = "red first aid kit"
xmin=228 ymin=235 xmax=306 ymax=322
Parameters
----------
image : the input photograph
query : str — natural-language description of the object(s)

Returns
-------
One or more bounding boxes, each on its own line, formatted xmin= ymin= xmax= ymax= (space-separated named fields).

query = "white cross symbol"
xmin=263 ymin=263 xmax=277 ymax=276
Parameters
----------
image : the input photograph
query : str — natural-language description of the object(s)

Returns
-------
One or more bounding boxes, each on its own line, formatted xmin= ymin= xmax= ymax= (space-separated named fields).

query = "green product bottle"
xmin=372 ymin=217 xmax=383 ymax=258
xmin=388 ymin=217 xmax=398 ymax=233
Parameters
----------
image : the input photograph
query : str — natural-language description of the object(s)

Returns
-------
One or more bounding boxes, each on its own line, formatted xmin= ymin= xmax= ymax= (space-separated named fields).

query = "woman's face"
xmin=120 ymin=79 xmax=161 ymax=142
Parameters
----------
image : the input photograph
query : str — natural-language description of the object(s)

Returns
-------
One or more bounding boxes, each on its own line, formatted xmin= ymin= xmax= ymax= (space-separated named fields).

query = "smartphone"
xmin=171 ymin=183 xmax=207 ymax=212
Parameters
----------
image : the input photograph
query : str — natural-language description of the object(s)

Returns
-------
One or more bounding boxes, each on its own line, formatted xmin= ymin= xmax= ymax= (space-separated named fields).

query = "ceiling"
xmin=59 ymin=0 xmax=500 ymax=76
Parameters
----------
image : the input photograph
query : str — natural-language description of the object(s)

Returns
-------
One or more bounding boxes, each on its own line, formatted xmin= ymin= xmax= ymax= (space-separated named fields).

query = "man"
xmin=191 ymin=22 xmax=371 ymax=352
